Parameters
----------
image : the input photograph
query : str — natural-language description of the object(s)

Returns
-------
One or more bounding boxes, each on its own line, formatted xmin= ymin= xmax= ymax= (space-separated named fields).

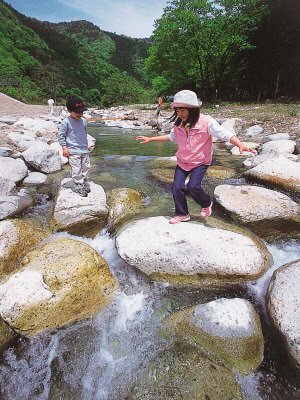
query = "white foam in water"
xmin=52 ymin=229 xmax=120 ymax=266
xmin=247 ymin=240 xmax=300 ymax=305
xmin=0 ymin=333 xmax=59 ymax=400
xmin=114 ymin=291 xmax=145 ymax=331
xmin=81 ymin=288 xmax=164 ymax=400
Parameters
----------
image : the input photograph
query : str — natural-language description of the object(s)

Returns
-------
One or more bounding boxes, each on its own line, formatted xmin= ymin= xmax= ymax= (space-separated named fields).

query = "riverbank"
xmin=0 ymin=92 xmax=299 ymax=139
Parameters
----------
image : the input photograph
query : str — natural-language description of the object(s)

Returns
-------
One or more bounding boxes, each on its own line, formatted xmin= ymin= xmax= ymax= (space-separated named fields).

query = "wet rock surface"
xmin=165 ymin=298 xmax=264 ymax=375
xmin=267 ymin=259 xmax=300 ymax=367
xmin=0 ymin=238 xmax=118 ymax=336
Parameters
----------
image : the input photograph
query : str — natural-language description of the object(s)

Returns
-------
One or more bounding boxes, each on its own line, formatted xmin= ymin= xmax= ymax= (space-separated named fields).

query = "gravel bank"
xmin=0 ymin=92 xmax=49 ymax=118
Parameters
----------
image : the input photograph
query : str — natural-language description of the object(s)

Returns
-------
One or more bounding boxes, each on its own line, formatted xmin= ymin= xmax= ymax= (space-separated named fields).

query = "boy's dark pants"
xmin=172 ymin=164 xmax=212 ymax=216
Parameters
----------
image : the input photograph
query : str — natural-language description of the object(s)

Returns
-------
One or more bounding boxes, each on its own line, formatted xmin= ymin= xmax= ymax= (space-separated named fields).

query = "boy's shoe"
xmin=75 ymin=183 xmax=88 ymax=197
xmin=200 ymin=202 xmax=213 ymax=218
xmin=169 ymin=215 xmax=190 ymax=224
xmin=83 ymin=181 xmax=91 ymax=193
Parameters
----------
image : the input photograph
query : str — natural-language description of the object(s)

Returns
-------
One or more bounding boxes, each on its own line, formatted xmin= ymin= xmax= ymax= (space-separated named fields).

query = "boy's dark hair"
xmin=170 ymin=107 xmax=200 ymax=127
xmin=66 ymin=97 xmax=87 ymax=113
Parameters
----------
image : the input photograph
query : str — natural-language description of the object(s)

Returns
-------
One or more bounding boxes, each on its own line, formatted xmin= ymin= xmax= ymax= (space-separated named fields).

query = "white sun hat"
xmin=171 ymin=90 xmax=202 ymax=108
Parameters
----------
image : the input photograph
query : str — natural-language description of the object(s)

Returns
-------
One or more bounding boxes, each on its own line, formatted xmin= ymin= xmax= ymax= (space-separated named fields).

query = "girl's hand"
xmin=238 ymin=144 xmax=257 ymax=155
xmin=136 ymin=136 xmax=151 ymax=144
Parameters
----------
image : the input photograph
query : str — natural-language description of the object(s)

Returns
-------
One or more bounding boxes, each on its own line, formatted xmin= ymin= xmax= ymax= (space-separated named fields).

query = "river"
xmin=0 ymin=126 xmax=299 ymax=399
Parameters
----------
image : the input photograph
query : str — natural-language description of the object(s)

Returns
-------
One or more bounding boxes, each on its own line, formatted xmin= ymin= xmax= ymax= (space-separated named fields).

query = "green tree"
xmin=101 ymin=71 xmax=144 ymax=106
xmin=147 ymin=0 xmax=266 ymax=101
xmin=85 ymin=88 xmax=102 ymax=105
xmin=65 ymin=87 xmax=82 ymax=98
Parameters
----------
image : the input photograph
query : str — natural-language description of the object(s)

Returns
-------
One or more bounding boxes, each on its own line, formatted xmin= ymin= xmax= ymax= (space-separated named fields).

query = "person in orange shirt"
xmin=155 ymin=96 xmax=163 ymax=117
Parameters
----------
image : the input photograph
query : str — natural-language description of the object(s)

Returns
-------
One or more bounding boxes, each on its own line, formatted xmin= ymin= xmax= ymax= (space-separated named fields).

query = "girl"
xmin=136 ymin=90 xmax=256 ymax=224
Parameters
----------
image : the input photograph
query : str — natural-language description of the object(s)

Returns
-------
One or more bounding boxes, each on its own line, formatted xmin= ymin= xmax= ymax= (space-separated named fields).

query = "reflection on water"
xmin=0 ymin=127 xmax=299 ymax=400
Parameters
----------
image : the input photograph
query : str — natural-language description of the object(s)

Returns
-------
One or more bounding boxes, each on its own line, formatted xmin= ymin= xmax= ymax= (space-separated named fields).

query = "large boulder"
xmin=244 ymin=125 xmax=263 ymax=137
xmin=0 ymin=194 xmax=35 ymax=220
xmin=7 ymin=131 xmax=37 ymax=145
xmin=13 ymin=117 xmax=37 ymax=129
xmin=106 ymin=188 xmax=146 ymax=231
xmin=21 ymin=142 xmax=62 ymax=173
xmin=244 ymin=156 xmax=300 ymax=193
xmin=0 ymin=157 xmax=28 ymax=183
xmin=116 ymin=216 xmax=272 ymax=286
xmin=52 ymin=178 xmax=108 ymax=237
xmin=23 ymin=172 xmax=47 ymax=185
xmin=165 ymin=298 xmax=264 ymax=375
xmin=263 ymin=133 xmax=291 ymax=142
xmin=49 ymin=141 xmax=68 ymax=165
xmin=128 ymin=344 xmax=244 ymax=400
xmin=0 ymin=177 xmax=16 ymax=195
xmin=260 ymin=140 xmax=295 ymax=155
xmin=243 ymin=153 xmax=298 ymax=168
xmin=214 ymin=185 xmax=300 ymax=230
xmin=17 ymin=140 xmax=45 ymax=151
xmin=30 ymin=120 xmax=58 ymax=135
xmin=266 ymin=259 xmax=300 ymax=367
xmin=0 ymin=238 xmax=117 ymax=336
xmin=14 ymin=118 xmax=58 ymax=137
xmin=0 ymin=219 xmax=48 ymax=278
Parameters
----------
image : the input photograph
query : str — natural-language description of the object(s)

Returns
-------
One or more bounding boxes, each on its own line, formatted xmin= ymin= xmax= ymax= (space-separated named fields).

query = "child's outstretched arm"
xmin=230 ymin=136 xmax=257 ymax=154
xmin=136 ymin=135 xmax=170 ymax=144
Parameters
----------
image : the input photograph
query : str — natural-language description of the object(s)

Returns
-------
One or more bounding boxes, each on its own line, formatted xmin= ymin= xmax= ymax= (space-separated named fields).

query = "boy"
xmin=58 ymin=97 xmax=92 ymax=197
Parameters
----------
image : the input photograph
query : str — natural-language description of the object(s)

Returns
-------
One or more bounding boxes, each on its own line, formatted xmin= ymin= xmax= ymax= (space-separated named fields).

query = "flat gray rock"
xmin=116 ymin=216 xmax=272 ymax=284
xmin=214 ymin=184 xmax=299 ymax=223
xmin=244 ymin=156 xmax=300 ymax=192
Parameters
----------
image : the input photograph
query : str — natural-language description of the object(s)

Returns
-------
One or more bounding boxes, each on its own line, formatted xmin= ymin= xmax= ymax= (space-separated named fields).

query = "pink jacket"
xmin=168 ymin=114 xmax=234 ymax=171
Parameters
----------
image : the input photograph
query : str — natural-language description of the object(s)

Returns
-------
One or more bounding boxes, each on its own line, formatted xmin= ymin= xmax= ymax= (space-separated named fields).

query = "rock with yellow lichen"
xmin=0 ymin=219 xmax=49 ymax=279
xmin=0 ymin=238 xmax=117 ymax=337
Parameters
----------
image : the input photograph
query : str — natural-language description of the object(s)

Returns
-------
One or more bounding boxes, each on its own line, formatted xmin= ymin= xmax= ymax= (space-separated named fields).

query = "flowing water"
xmin=0 ymin=127 xmax=299 ymax=399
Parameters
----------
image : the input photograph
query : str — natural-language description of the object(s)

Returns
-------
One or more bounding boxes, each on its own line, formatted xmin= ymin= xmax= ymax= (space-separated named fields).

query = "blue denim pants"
xmin=172 ymin=164 xmax=212 ymax=216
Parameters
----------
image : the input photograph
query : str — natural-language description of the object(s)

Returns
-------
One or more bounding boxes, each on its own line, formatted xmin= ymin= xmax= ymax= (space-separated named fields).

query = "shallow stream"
xmin=0 ymin=127 xmax=299 ymax=399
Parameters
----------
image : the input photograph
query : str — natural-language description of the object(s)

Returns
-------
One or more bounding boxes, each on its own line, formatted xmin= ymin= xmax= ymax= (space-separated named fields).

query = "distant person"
xmin=47 ymin=98 xmax=55 ymax=115
xmin=155 ymin=96 xmax=163 ymax=117
xmin=136 ymin=90 xmax=257 ymax=223
xmin=58 ymin=97 xmax=92 ymax=197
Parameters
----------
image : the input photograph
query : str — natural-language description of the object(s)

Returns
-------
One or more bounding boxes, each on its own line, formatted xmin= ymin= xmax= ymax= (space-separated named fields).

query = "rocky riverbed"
xmin=0 ymin=92 xmax=300 ymax=399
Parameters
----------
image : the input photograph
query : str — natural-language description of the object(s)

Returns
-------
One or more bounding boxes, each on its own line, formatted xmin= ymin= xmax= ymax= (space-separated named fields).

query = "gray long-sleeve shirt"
xmin=58 ymin=116 xmax=89 ymax=154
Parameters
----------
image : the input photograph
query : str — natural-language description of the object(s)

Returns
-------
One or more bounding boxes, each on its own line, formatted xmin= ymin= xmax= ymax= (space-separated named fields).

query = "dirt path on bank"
xmin=0 ymin=92 xmax=48 ymax=117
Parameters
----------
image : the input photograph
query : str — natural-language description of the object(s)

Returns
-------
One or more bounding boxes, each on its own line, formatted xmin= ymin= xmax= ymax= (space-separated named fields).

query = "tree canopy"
xmin=0 ymin=0 xmax=299 ymax=104
xmin=0 ymin=0 xmax=152 ymax=105
xmin=147 ymin=0 xmax=267 ymax=101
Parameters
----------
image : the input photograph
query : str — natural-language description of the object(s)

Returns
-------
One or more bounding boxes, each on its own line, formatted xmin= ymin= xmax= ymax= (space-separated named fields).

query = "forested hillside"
xmin=0 ymin=0 xmax=299 ymax=105
xmin=0 ymin=0 xmax=152 ymax=105
xmin=148 ymin=0 xmax=300 ymax=102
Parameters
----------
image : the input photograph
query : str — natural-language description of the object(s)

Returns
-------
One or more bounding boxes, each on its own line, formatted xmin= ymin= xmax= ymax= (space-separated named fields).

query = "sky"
xmin=6 ymin=0 xmax=169 ymax=38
